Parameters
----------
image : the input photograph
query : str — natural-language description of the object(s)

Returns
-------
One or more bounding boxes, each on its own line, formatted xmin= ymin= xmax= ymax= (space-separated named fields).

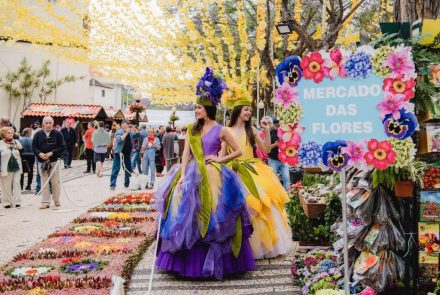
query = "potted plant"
xmin=373 ymin=160 xmax=427 ymax=197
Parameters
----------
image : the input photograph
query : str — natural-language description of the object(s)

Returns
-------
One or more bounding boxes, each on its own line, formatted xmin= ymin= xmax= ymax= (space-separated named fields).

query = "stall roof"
xmin=21 ymin=103 xmax=107 ymax=119
xmin=123 ymin=111 xmax=148 ymax=122
xmin=104 ymin=108 xmax=125 ymax=119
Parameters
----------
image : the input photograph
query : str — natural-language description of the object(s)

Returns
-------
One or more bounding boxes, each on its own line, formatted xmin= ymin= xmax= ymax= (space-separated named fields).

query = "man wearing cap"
xmin=268 ymin=119 xmax=291 ymax=191
xmin=110 ymin=121 xmax=132 ymax=190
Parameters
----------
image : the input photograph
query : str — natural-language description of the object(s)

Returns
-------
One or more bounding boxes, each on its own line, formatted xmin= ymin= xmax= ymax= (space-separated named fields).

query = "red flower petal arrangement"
xmin=0 ymin=192 xmax=157 ymax=294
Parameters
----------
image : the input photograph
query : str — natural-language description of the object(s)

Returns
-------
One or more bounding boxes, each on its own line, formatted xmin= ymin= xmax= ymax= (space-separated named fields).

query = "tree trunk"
xmin=394 ymin=0 xmax=440 ymax=21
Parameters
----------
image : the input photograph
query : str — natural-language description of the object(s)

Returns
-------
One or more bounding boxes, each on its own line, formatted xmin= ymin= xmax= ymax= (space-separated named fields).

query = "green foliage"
xmin=372 ymin=160 xmax=427 ymax=189
xmin=0 ymin=58 xmax=83 ymax=121
xmin=285 ymin=190 xmax=341 ymax=244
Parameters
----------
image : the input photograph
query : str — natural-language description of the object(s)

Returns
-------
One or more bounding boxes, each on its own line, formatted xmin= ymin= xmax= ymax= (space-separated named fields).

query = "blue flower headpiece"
xmin=196 ymin=67 xmax=228 ymax=106
xmin=276 ymin=56 xmax=302 ymax=87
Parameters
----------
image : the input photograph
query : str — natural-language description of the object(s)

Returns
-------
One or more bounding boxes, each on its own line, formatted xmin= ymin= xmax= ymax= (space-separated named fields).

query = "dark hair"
xmin=166 ymin=126 xmax=172 ymax=133
xmin=192 ymin=105 xmax=217 ymax=135
xmin=228 ymin=106 xmax=255 ymax=146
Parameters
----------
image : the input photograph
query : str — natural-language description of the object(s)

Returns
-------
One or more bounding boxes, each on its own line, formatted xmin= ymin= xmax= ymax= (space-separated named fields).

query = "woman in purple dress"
xmin=155 ymin=68 xmax=255 ymax=279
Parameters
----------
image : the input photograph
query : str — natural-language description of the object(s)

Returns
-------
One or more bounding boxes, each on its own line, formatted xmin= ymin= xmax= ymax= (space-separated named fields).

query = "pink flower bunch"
xmin=323 ymin=49 xmax=347 ymax=79
xmin=274 ymin=81 xmax=299 ymax=108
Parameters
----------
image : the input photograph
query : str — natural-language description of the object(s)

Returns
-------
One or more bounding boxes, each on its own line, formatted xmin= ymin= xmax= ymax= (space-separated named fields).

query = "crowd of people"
xmin=0 ymin=115 xmax=187 ymax=209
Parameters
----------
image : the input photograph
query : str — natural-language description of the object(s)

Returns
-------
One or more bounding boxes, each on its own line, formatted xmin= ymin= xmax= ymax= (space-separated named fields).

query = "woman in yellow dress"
xmin=221 ymin=83 xmax=293 ymax=259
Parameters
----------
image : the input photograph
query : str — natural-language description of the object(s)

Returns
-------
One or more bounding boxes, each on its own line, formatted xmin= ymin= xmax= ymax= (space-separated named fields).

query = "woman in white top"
xmin=0 ymin=127 xmax=22 ymax=208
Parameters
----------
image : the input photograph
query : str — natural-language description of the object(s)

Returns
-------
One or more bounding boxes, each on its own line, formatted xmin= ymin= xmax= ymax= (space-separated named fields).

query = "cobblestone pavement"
xmin=127 ymin=242 xmax=300 ymax=295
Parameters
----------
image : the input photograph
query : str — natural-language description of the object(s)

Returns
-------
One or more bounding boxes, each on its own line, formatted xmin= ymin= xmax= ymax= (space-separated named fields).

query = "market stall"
xmin=21 ymin=103 xmax=108 ymax=159
xmin=104 ymin=107 xmax=125 ymax=127
xmin=275 ymin=36 xmax=440 ymax=294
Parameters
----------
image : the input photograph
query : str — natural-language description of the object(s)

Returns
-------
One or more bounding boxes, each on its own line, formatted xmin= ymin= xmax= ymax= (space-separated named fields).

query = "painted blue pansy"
xmin=276 ymin=56 xmax=302 ymax=87
xmin=382 ymin=109 xmax=418 ymax=139
xmin=322 ymin=140 xmax=350 ymax=172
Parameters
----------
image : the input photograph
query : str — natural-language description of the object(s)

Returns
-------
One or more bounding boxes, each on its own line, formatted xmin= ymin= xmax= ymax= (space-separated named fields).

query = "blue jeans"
xmin=36 ymin=160 xmax=41 ymax=192
xmin=131 ymin=150 xmax=142 ymax=174
xmin=63 ymin=146 xmax=73 ymax=166
xmin=110 ymin=153 xmax=132 ymax=188
xmin=268 ymin=158 xmax=290 ymax=191
xmin=143 ymin=154 xmax=156 ymax=184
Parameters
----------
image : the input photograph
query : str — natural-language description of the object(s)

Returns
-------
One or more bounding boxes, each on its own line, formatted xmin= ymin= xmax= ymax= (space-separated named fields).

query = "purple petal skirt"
xmin=155 ymin=162 xmax=255 ymax=279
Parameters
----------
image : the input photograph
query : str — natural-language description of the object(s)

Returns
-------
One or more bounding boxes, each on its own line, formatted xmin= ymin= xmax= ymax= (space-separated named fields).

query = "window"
xmin=101 ymin=90 xmax=105 ymax=97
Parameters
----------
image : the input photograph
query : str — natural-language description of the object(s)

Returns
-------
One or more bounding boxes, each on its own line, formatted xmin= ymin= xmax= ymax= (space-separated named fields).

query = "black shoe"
xmin=25 ymin=186 xmax=31 ymax=191
xmin=15 ymin=204 xmax=21 ymax=208
xmin=4 ymin=205 xmax=11 ymax=209
xmin=83 ymin=171 xmax=91 ymax=173
xmin=110 ymin=186 xmax=115 ymax=191
xmin=64 ymin=165 xmax=68 ymax=169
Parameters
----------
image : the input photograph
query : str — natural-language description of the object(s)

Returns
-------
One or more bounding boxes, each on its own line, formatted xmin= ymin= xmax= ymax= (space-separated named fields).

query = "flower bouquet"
xmin=129 ymin=102 xmax=146 ymax=113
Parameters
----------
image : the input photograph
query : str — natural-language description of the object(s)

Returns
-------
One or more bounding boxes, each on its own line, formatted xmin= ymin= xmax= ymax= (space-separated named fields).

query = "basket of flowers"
xmin=129 ymin=102 xmax=146 ymax=113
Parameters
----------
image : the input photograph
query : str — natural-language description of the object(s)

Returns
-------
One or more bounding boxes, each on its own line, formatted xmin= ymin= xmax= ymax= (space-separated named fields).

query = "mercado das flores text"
xmin=302 ymin=84 xmax=381 ymax=135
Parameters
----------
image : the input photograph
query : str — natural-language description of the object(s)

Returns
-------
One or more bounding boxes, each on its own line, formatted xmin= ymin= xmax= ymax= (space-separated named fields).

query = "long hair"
xmin=192 ymin=105 xmax=217 ymax=135
xmin=228 ymin=106 xmax=255 ymax=146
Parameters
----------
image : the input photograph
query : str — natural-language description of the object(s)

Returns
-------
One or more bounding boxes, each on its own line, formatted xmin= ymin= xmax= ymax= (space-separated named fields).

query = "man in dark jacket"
xmin=32 ymin=116 xmax=65 ymax=209
xmin=162 ymin=126 xmax=178 ymax=171
xmin=60 ymin=119 xmax=77 ymax=169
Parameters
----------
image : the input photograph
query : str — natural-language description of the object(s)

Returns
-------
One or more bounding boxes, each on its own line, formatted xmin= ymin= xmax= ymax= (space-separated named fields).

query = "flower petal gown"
xmin=228 ymin=128 xmax=294 ymax=259
xmin=155 ymin=125 xmax=255 ymax=279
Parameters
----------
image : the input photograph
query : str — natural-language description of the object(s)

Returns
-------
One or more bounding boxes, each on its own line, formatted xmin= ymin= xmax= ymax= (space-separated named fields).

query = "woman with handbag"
xmin=19 ymin=128 xmax=34 ymax=191
xmin=0 ymin=127 xmax=23 ymax=208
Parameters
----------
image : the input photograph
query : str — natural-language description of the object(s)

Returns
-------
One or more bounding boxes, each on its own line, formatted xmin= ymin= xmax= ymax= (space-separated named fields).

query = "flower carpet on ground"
xmin=0 ymin=192 xmax=157 ymax=294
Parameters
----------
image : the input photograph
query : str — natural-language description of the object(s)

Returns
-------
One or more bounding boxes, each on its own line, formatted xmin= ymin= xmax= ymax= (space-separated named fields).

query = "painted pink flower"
xmin=364 ymin=139 xmax=396 ymax=170
xmin=277 ymin=123 xmax=303 ymax=143
xmin=382 ymin=74 xmax=415 ymax=101
xmin=383 ymin=47 xmax=415 ymax=79
xmin=377 ymin=92 xmax=413 ymax=120
xmin=275 ymin=81 xmax=299 ymax=107
xmin=342 ymin=140 xmax=366 ymax=169
xmin=323 ymin=49 xmax=347 ymax=79
xmin=278 ymin=137 xmax=300 ymax=166
xmin=301 ymin=52 xmax=325 ymax=83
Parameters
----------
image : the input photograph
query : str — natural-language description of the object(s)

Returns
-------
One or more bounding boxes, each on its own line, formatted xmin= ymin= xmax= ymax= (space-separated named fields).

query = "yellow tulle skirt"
xmin=240 ymin=160 xmax=293 ymax=259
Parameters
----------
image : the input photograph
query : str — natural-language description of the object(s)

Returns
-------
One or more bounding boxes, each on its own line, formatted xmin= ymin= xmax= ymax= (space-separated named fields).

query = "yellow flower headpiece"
xmin=222 ymin=81 xmax=253 ymax=109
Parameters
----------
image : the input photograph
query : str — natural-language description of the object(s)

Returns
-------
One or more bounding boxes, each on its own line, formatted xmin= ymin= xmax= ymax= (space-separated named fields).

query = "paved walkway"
xmin=128 ymin=244 xmax=300 ymax=295
xmin=0 ymin=159 xmax=119 ymax=265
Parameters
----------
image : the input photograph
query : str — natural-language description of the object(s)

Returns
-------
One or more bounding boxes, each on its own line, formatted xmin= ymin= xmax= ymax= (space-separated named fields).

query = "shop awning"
xmin=21 ymin=103 xmax=107 ymax=119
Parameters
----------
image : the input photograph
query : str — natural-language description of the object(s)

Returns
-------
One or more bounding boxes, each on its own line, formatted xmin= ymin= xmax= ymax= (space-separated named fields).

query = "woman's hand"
xmin=176 ymin=177 xmax=185 ymax=191
xmin=205 ymin=155 xmax=222 ymax=163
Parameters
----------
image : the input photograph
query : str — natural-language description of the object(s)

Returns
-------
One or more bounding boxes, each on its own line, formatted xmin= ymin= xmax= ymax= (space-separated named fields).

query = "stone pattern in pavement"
xmin=127 ymin=241 xmax=301 ymax=295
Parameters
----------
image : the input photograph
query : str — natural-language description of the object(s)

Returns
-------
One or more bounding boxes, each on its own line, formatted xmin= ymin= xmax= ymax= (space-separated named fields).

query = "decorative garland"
xmin=275 ymin=46 xmax=418 ymax=172
xmin=0 ymin=192 xmax=157 ymax=294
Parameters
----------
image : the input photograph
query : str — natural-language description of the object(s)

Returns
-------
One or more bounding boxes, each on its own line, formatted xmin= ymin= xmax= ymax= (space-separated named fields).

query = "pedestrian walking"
xmin=109 ymin=121 xmax=132 ymax=190
xmin=155 ymin=125 xmax=165 ymax=177
xmin=19 ymin=128 xmax=35 ymax=191
xmin=130 ymin=125 xmax=142 ymax=174
xmin=32 ymin=116 xmax=65 ymax=209
xmin=268 ymin=119 xmax=291 ymax=191
xmin=92 ymin=121 xmax=110 ymax=177
xmin=0 ymin=127 xmax=23 ymax=208
xmin=162 ymin=126 xmax=178 ymax=171
xmin=61 ymin=118 xmax=78 ymax=169
xmin=141 ymin=128 xmax=160 ymax=189
xmin=83 ymin=122 xmax=96 ymax=173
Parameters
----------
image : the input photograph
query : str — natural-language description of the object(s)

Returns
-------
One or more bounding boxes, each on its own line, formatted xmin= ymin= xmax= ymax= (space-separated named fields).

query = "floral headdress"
xmin=222 ymin=81 xmax=253 ymax=109
xmin=196 ymin=67 xmax=228 ymax=106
